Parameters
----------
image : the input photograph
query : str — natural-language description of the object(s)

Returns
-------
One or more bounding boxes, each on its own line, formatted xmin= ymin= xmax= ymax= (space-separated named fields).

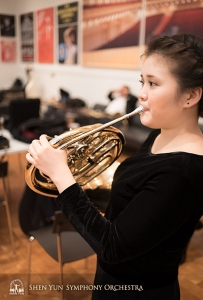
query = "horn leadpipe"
xmin=50 ymin=105 xmax=144 ymax=149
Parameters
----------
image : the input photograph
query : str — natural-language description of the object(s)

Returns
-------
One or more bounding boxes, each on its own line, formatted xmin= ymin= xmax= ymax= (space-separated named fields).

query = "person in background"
xmin=105 ymin=85 xmax=138 ymax=126
xmin=26 ymin=33 xmax=203 ymax=300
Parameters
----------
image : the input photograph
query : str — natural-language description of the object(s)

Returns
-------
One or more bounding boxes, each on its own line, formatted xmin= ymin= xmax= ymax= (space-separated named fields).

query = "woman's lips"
xmin=141 ymin=107 xmax=149 ymax=112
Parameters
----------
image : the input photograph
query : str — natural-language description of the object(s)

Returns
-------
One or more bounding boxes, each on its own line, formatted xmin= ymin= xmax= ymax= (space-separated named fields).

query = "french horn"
xmin=25 ymin=105 xmax=144 ymax=197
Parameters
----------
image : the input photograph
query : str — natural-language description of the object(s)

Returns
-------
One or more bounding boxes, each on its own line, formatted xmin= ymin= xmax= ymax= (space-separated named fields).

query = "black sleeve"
xmin=54 ymin=172 xmax=194 ymax=264
xmin=107 ymin=92 xmax=114 ymax=101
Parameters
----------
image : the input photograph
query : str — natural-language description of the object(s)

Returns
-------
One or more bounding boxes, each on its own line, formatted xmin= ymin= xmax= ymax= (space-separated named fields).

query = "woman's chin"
xmin=140 ymin=116 xmax=151 ymax=127
xmin=140 ymin=118 xmax=158 ymax=129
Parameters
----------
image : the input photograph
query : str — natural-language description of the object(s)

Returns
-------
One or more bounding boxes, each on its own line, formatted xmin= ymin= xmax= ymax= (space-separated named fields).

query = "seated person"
xmin=105 ymin=85 xmax=138 ymax=126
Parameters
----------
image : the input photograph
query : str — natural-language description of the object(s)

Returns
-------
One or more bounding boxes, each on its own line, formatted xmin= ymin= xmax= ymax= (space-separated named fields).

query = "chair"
xmin=8 ymin=98 xmax=40 ymax=131
xmin=93 ymin=103 xmax=107 ymax=111
xmin=27 ymin=210 xmax=95 ymax=299
xmin=0 ymin=160 xmax=15 ymax=253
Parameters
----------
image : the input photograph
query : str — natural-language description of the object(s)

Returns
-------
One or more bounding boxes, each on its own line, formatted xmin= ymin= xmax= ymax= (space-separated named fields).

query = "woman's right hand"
xmin=26 ymin=134 xmax=76 ymax=193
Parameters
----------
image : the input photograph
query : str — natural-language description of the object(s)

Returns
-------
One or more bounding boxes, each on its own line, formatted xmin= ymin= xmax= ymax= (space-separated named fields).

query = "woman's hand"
xmin=26 ymin=134 xmax=76 ymax=193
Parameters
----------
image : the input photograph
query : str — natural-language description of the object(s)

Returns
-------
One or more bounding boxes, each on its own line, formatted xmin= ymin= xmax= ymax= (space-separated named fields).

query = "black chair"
xmin=8 ymin=98 xmax=40 ymax=131
xmin=27 ymin=210 xmax=95 ymax=300
xmin=66 ymin=98 xmax=86 ymax=108
xmin=93 ymin=104 xmax=107 ymax=111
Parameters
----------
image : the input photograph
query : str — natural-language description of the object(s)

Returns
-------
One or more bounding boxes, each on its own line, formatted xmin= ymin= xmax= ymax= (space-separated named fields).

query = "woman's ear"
xmin=183 ymin=87 xmax=202 ymax=108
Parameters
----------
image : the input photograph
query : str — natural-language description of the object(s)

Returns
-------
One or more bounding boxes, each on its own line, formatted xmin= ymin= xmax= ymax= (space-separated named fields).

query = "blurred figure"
xmin=25 ymin=64 xmax=41 ymax=99
xmin=105 ymin=85 xmax=138 ymax=126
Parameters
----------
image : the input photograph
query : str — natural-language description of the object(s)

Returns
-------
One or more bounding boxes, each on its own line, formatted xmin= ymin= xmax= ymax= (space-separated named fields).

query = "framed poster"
xmin=36 ymin=7 xmax=54 ymax=63
xmin=0 ymin=14 xmax=15 ymax=37
xmin=82 ymin=0 xmax=203 ymax=69
xmin=20 ymin=13 xmax=34 ymax=62
xmin=57 ymin=2 xmax=78 ymax=65
xmin=1 ymin=40 xmax=16 ymax=62
xmin=82 ymin=0 xmax=142 ymax=69
xmin=144 ymin=3 xmax=203 ymax=40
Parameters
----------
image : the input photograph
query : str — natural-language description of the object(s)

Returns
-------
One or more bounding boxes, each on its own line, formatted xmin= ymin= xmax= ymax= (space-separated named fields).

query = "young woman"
xmin=26 ymin=33 xmax=203 ymax=300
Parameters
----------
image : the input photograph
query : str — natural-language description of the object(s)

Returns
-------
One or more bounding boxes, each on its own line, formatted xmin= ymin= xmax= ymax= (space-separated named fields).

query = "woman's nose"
xmin=138 ymin=92 xmax=147 ymax=102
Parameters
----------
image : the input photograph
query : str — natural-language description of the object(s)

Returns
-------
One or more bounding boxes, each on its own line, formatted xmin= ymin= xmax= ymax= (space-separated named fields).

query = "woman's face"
xmin=139 ymin=54 xmax=187 ymax=129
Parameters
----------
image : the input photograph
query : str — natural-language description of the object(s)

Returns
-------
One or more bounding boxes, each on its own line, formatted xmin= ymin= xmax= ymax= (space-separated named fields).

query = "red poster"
xmin=1 ymin=40 xmax=16 ymax=62
xmin=36 ymin=7 xmax=54 ymax=63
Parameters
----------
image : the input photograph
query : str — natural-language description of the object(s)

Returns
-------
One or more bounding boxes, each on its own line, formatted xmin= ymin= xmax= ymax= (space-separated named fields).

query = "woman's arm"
xmin=54 ymin=173 xmax=194 ymax=264
xmin=26 ymin=135 xmax=194 ymax=264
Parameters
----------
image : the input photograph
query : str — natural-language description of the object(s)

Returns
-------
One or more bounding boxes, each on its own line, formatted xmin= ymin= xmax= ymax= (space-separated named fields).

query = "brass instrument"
xmin=25 ymin=105 xmax=144 ymax=197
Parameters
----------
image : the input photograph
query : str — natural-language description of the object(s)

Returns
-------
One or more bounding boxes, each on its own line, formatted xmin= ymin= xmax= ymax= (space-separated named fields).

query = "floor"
xmin=0 ymin=150 xmax=203 ymax=300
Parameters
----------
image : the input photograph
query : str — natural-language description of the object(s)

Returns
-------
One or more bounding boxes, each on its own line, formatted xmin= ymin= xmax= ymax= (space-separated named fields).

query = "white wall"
xmin=0 ymin=0 xmax=141 ymax=108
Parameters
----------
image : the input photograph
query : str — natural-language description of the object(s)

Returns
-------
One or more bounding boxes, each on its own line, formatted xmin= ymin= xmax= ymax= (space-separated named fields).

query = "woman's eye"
xmin=149 ymin=81 xmax=156 ymax=86
xmin=139 ymin=80 xmax=157 ymax=87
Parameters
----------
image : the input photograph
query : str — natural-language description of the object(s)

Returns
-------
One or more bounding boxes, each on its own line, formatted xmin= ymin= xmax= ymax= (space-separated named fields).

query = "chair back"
xmin=52 ymin=211 xmax=76 ymax=234
xmin=0 ymin=161 xmax=8 ymax=178
xmin=9 ymin=98 xmax=40 ymax=130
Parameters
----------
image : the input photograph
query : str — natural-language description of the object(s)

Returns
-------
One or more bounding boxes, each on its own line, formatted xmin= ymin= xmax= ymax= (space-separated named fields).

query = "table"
xmin=0 ymin=129 xmax=29 ymax=155
xmin=0 ymin=129 xmax=29 ymax=179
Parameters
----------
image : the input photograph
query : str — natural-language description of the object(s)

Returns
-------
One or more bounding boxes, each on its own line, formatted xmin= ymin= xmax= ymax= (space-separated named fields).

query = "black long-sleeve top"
xmin=55 ymin=130 xmax=203 ymax=289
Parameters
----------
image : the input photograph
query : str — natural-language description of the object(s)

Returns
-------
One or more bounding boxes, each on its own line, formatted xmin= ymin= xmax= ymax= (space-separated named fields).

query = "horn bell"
xmin=25 ymin=123 xmax=125 ymax=197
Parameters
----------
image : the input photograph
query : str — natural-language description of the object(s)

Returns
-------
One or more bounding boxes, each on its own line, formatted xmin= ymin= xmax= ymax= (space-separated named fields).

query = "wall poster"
xmin=36 ymin=7 xmax=54 ymax=63
xmin=143 ymin=1 xmax=203 ymax=40
xmin=0 ymin=14 xmax=15 ymax=37
xmin=20 ymin=13 xmax=34 ymax=62
xmin=82 ymin=0 xmax=203 ymax=70
xmin=1 ymin=40 xmax=16 ymax=62
xmin=82 ymin=0 xmax=142 ymax=69
xmin=57 ymin=2 xmax=78 ymax=65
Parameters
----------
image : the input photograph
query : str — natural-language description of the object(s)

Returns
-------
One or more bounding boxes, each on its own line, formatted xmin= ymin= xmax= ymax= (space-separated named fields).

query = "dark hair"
xmin=142 ymin=33 xmax=203 ymax=117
